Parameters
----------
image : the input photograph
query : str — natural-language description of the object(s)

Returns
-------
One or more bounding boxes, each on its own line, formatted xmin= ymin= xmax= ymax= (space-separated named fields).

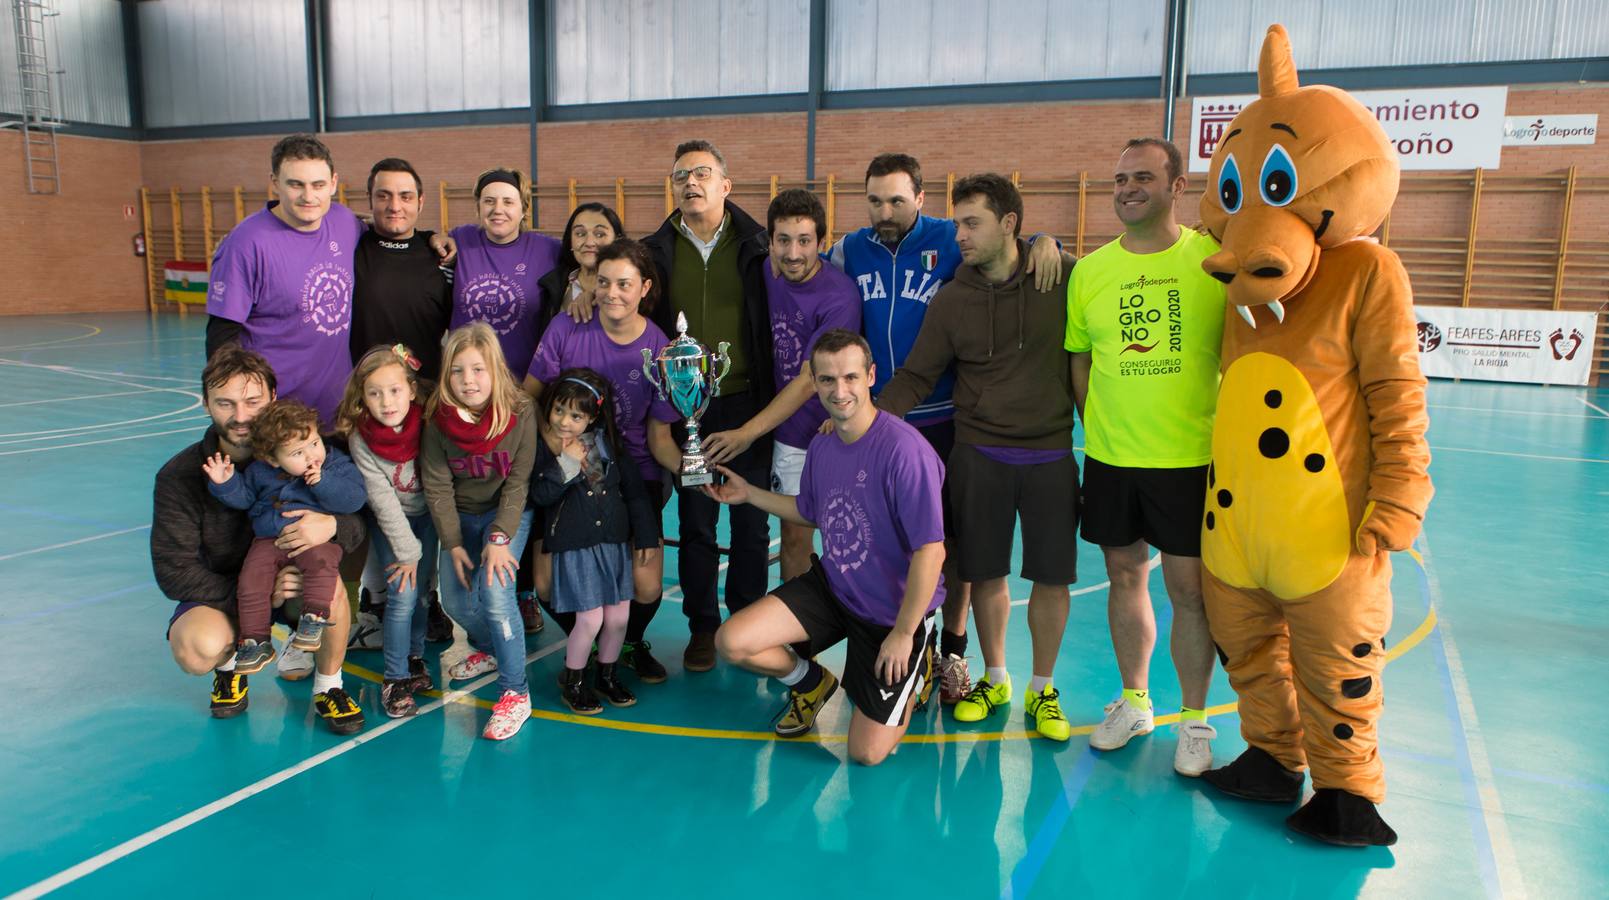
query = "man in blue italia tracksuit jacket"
xmin=827 ymin=152 xmax=1066 ymax=706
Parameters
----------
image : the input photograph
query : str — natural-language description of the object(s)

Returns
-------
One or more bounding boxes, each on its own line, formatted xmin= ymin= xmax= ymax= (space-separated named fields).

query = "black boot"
xmin=1201 ymin=746 xmax=1305 ymax=803
xmin=559 ymin=666 xmax=602 ymax=715
xmin=594 ymin=662 xmax=638 ymax=708
xmin=1287 ymin=788 xmax=1398 ymax=847
xmin=425 ymin=591 xmax=453 ymax=644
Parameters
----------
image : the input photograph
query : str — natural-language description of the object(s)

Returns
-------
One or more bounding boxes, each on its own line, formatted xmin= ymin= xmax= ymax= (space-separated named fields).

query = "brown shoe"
xmin=683 ymin=631 xmax=717 ymax=672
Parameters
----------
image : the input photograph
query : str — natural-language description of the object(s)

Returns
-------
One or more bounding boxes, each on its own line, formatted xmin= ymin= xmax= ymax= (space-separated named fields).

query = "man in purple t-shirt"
xmin=206 ymin=134 xmax=364 ymax=428
xmin=704 ymin=189 xmax=861 ymax=583
xmin=707 ymin=330 xmax=945 ymax=766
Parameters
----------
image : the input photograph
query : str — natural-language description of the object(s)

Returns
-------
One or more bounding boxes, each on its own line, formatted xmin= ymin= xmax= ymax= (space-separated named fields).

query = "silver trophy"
xmin=643 ymin=312 xmax=731 ymax=487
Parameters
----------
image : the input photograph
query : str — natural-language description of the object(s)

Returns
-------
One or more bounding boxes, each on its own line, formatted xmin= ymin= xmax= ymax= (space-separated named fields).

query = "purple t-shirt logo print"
xmin=820 ymin=489 xmax=872 ymax=572
xmin=461 ymin=274 xmax=527 ymax=336
xmin=301 ymin=263 xmax=352 ymax=336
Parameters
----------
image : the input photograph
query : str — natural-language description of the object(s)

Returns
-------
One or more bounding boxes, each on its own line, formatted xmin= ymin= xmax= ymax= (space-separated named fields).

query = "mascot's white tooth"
xmin=1237 ymin=305 xmax=1258 ymax=329
xmin=1268 ymin=300 xmax=1286 ymax=323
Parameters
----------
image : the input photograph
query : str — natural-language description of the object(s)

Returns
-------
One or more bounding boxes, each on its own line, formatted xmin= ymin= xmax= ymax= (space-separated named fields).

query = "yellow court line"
xmin=0 ymin=323 xmax=103 ymax=351
xmin=340 ymin=574 xmax=1439 ymax=746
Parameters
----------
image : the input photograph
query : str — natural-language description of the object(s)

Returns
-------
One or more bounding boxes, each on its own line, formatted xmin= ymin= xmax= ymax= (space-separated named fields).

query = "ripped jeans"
xmin=439 ymin=508 xmax=534 ymax=696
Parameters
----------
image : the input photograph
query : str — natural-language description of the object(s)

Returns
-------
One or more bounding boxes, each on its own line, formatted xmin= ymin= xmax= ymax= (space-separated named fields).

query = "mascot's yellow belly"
xmin=1202 ymin=351 xmax=1350 ymax=599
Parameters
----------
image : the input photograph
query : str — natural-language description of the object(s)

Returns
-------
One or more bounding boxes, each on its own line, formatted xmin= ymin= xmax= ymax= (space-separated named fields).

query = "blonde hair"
xmin=429 ymin=323 xmax=523 ymax=438
xmin=335 ymin=344 xmax=427 ymax=436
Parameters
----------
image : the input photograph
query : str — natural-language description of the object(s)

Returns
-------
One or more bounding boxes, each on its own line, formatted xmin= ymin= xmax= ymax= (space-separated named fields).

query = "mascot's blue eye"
xmin=1218 ymin=154 xmax=1242 ymax=214
xmin=1260 ymin=144 xmax=1297 ymax=207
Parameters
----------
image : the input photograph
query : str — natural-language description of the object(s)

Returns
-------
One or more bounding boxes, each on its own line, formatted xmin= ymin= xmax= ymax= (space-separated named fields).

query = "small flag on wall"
xmin=164 ymin=260 xmax=208 ymax=304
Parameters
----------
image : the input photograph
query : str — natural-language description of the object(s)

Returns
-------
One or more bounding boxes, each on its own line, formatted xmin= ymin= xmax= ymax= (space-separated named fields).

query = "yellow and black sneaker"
xmin=314 ymin=686 xmax=366 ymax=735
xmin=210 ymin=670 xmax=248 ymax=719
xmin=774 ymin=668 xmax=839 ymax=738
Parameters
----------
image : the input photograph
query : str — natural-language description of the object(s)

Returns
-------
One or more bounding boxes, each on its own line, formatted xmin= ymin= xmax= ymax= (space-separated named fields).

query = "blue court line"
xmin=1415 ymin=549 xmax=1503 ymax=900
xmin=2 ymin=582 xmax=154 ymax=624
xmin=1384 ymin=747 xmax=1609 ymax=796
xmin=1001 ymin=746 xmax=1100 ymax=900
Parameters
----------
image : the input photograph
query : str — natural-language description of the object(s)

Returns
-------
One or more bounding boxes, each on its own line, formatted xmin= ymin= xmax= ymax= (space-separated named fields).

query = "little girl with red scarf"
xmin=420 ymin=323 xmax=539 ymax=740
xmin=339 ymin=344 xmax=438 ymax=719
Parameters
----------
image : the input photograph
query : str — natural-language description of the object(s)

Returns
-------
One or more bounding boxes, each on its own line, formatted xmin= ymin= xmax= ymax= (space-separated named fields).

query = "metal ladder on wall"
xmin=8 ymin=0 xmax=63 ymax=194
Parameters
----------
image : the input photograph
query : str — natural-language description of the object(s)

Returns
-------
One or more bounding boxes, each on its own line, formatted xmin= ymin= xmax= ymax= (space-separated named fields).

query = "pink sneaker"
xmin=483 ymin=691 xmax=531 ymax=740
xmin=447 ymin=651 xmax=497 ymax=681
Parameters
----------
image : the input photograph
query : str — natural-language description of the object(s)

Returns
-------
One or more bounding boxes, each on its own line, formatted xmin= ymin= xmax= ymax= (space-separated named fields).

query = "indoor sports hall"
xmin=2 ymin=2 xmax=1606 ymax=898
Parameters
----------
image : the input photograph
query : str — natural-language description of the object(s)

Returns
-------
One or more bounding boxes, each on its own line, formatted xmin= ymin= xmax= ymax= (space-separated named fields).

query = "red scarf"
xmin=432 ymin=402 xmax=514 ymax=455
xmin=358 ymin=402 xmax=423 ymax=463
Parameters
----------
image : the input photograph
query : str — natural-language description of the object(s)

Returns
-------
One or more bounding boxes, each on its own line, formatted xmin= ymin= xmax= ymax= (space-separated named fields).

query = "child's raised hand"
xmin=303 ymin=461 xmax=322 ymax=486
xmin=201 ymin=452 xmax=234 ymax=484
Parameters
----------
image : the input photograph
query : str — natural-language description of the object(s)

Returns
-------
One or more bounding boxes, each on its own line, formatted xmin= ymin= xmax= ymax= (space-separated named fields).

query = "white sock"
xmin=985 ymin=666 xmax=1009 ymax=686
xmin=216 ymin=656 xmax=237 ymax=672
xmin=1029 ymin=674 xmax=1052 ymax=693
xmin=312 ymin=671 xmax=342 ymax=694
xmin=778 ymin=653 xmax=809 ymax=687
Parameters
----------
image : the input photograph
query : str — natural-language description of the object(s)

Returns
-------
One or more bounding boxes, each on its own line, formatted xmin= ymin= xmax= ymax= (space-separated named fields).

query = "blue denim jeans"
xmin=370 ymin=511 xmax=440 ymax=681
xmin=439 ymin=508 xmax=533 ymax=696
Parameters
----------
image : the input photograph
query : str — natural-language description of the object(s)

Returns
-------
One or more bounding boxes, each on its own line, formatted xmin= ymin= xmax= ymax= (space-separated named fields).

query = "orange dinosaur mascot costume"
xmin=1196 ymin=24 xmax=1432 ymax=847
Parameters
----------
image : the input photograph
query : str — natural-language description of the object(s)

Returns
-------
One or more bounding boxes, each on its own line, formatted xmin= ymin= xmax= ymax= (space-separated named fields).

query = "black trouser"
xmin=673 ymin=390 xmax=773 ymax=634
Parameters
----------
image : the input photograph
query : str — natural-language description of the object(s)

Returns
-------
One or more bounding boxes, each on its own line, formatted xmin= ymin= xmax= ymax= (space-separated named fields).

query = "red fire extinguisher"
xmin=133 ymin=233 xmax=146 ymax=257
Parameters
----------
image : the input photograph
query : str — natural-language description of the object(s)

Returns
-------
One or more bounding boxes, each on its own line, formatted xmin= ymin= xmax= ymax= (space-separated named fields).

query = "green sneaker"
xmin=952 ymin=676 xmax=1011 ymax=723
xmin=1025 ymin=684 xmax=1071 ymax=742
xmin=774 ymin=669 xmax=839 ymax=737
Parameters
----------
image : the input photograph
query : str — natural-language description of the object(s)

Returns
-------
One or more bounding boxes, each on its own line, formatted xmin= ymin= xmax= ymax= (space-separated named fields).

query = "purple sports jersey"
xmin=795 ymin=412 xmax=946 ymax=626
xmin=528 ymin=315 xmax=680 ymax=484
xmin=766 ymin=263 xmax=862 ymax=450
xmin=449 ymin=225 xmax=561 ymax=375
xmin=206 ymin=203 xmax=364 ymax=425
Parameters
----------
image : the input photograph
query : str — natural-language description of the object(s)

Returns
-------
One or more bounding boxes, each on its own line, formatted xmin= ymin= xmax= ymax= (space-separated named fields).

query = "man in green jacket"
xmin=875 ymin=173 xmax=1079 ymax=741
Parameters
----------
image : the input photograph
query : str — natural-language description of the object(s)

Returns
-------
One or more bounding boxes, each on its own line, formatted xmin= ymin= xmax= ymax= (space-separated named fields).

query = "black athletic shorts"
xmin=773 ymin=556 xmax=936 ymax=726
xmin=1079 ymin=457 xmax=1209 ymax=557
xmin=915 ymin=419 xmax=957 ymax=542
xmin=946 ymin=444 xmax=1079 ymax=585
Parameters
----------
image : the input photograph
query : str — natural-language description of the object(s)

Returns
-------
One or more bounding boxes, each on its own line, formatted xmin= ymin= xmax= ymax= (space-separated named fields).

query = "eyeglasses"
xmin=671 ymin=165 xmax=716 ymax=185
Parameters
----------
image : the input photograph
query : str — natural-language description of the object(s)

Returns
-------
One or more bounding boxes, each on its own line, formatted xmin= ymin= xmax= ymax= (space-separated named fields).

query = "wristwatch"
xmin=487 ymin=531 xmax=511 ymax=546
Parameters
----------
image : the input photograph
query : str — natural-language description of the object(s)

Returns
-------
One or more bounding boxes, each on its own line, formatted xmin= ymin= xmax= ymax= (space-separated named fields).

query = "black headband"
xmin=475 ymin=169 xmax=522 ymax=198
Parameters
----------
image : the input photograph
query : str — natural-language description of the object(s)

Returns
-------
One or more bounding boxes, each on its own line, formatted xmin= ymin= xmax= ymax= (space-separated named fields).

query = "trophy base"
xmin=680 ymin=470 xmax=715 ymax=487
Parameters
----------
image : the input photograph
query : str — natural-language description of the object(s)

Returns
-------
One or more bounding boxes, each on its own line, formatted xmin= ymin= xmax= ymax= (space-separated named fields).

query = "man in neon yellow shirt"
xmin=1065 ymin=138 xmax=1225 ymax=777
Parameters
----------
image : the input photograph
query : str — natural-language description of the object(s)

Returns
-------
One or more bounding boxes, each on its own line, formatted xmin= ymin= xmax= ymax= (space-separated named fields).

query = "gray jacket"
xmin=349 ymin=431 xmax=427 ymax=564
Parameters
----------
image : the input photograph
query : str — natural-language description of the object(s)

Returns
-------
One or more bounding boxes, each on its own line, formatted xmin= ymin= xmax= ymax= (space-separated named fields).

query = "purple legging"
xmin=567 ymin=600 xmax=630 ymax=669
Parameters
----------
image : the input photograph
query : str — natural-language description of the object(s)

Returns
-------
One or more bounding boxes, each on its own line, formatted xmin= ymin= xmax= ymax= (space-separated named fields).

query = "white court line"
xmin=0 ymin=358 xmax=197 ymax=385
xmin=1430 ymin=444 xmax=1609 ymax=465
xmin=6 ymin=640 xmax=567 ymax=900
xmin=1429 ymin=403 xmax=1599 ymax=420
xmin=0 ymin=525 xmax=150 ymax=562
xmin=0 ymin=389 xmax=160 ymax=410
xmin=1418 ymin=534 xmax=1528 ymax=900
xmin=0 ymin=424 xmax=204 ymax=457
xmin=0 ymin=406 xmax=204 ymax=443
xmin=1579 ymin=397 xmax=1609 ymax=418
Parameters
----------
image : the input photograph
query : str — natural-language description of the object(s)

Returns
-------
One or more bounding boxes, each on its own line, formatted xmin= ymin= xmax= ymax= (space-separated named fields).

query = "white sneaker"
xmin=275 ymin=643 xmax=315 ymax=681
xmin=482 ymin=690 xmax=531 ymax=740
xmin=346 ymin=610 xmax=384 ymax=651
xmin=1173 ymin=719 xmax=1217 ymax=776
xmin=447 ymin=650 xmax=498 ymax=681
xmin=1090 ymin=698 xmax=1155 ymax=750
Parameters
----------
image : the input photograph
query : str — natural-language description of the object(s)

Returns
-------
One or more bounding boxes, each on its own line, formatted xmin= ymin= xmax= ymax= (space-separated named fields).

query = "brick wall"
xmin=5 ymin=83 xmax=1607 ymax=317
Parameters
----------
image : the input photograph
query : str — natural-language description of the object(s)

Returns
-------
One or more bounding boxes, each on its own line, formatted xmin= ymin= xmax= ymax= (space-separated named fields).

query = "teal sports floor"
xmin=1 ymin=312 xmax=1605 ymax=899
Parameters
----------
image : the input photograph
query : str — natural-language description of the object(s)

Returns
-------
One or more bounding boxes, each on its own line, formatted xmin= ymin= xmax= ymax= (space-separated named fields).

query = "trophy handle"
xmin=641 ymin=348 xmax=665 ymax=397
xmin=711 ymin=341 xmax=733 ymax=396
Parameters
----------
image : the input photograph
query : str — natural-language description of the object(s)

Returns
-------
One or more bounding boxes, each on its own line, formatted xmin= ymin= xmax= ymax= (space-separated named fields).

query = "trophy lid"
xmin=675 ymin=312 xmax=689 ymax=337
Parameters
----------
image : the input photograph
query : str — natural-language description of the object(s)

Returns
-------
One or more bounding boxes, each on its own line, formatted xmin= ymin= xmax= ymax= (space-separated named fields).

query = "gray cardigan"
xmin=349 ymin=431 xmax=427 ymax=564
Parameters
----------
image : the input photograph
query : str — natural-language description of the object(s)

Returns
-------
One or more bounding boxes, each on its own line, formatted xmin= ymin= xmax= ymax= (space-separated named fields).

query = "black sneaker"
xmin=382 ymin=679 xmax=417 ymax=718
xmin=425 ymin=592 xmax=453 ymax=644
xmin=620 ymin=641 xmax=668 ymax=684
xmin=407 ymin=655 xmax=435 ymax=693
xmin=594 ymin=663 xmax=637 ymax=707
xmin=314 ymin=686 xmax=366 ymax=735
xmin=559 ymin=666 xmax=602 ymax=715
xmin=210 ymin=670 xmax=248 ymax=718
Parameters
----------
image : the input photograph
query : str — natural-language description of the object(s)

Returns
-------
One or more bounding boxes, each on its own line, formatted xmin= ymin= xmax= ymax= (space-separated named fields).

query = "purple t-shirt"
xmin=207 ymin=203 xmax=364 ymax=425
xmin=528 ymin=315 xmax=680 ymax=484
xmin=796 ymin=412 xmax=947 ymax=627
xmin=766 ymin=263 xmax=862 ymax=450
xmin=449 ymin=225 xmax=561 ymax=376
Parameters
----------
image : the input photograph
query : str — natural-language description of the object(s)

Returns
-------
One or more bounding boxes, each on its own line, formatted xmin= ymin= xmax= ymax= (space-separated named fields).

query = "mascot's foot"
xmin=1201 ymin=746 xmax=1304 ymax=803
xmin=1286 ymin=789 xmax=1397 ymax=847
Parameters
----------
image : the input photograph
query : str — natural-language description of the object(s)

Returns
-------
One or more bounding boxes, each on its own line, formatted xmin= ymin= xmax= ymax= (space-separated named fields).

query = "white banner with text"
xmin=1414 ymin=306 xmax=1598 ymax=386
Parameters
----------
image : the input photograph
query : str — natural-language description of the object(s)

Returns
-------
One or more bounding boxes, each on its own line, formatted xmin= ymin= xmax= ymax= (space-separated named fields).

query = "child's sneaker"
xmin=382 ymin=679 xmax=417 ymax=718
xmin=276 ymin=643 xmax=314 ymax=680
xmin=290 ymin=613 xmax=328 ymax=651
xmin=483 ymin=690 xmax=531 ymax=740
xmin=407 ymin=655 xmax=435 ymax=693
xmin=447 ymin=650 xmax=497 ymax=681
xmin=232 ymin=639 xmax=276 ymax=674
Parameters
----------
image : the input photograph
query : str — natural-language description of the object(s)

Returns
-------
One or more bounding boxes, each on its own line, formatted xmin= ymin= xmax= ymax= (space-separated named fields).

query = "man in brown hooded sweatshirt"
xmin=875 ymin=173 xmax=1080 ymax=741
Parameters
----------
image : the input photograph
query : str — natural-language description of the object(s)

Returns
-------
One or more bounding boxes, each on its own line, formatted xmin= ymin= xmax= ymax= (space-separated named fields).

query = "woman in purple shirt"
xmin=524 ymin=239 xmax=683 ymax=683
xmin=448 ymin=169 xmax=562 ymax=377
